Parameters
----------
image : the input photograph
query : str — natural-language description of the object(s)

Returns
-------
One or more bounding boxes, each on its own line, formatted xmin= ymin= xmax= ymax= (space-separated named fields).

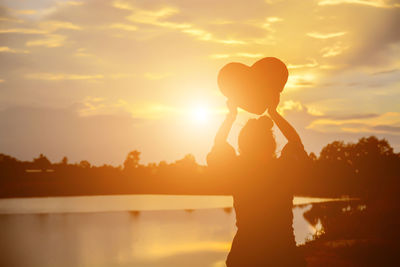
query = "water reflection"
xmin=0 ymin=196 xmax=338 ymax=267
xmin=0 ymin=210 xmax=234 ymax=267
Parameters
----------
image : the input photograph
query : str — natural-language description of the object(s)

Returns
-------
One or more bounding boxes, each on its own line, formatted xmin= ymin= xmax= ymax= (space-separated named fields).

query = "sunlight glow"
xmin=192 ymin=106 xmax=209 ymax=123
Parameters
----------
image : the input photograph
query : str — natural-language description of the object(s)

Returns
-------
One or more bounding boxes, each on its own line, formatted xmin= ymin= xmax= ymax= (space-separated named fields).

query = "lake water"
xmin=0 ymin=195 xmax=333 ymax=267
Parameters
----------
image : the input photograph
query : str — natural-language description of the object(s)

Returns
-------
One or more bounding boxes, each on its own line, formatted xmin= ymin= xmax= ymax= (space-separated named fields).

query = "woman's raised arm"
xmin=214 ymin=100 xmax=237 ymax=145
xmin=268 ymin=104 xmax=302 ymax=144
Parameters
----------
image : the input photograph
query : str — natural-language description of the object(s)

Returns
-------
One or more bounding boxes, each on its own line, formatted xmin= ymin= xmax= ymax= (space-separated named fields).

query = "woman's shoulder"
xmin=206 ymin=141 xmax=237 ymax=168
xmin=279 ymin=141 xmax=308 ymax=162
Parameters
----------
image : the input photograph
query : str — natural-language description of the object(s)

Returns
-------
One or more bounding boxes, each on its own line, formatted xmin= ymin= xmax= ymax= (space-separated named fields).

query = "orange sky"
xmin=0 ymin=0 xmax=399 ymax=165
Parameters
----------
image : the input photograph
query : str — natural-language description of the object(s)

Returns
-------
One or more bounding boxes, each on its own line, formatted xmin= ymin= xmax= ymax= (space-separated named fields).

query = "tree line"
xmin=0 ymin=136 xmax=399 ymax=198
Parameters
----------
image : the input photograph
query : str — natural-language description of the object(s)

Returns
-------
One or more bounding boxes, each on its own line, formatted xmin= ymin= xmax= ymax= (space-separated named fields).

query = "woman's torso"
xmin=227 ymin=159 xmax=303 ymax=266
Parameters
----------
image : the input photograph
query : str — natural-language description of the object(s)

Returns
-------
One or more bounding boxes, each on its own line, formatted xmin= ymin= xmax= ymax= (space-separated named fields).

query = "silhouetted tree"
xmin=33 ymin=154 xmax=51 ymax=171
xmin=61 ymin=156 xmax=68 ymax=165
xmin=309 ymin=152 xmax=317 ymax=161
xmin=79 ymin=160 xmax=91 ymax=169
xmin=316 ymin=136 xmax=398 ymax=197
xmin=123 ymin=150 xmax=141 ymax=172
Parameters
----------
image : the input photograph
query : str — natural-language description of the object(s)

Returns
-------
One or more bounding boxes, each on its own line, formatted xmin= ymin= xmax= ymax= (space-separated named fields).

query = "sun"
xmin=192 ymin=106 xmax=209 ymax=124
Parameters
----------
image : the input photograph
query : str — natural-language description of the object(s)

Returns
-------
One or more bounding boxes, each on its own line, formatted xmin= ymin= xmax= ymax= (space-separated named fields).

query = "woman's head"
xmin=238 ymin=116 xmax=276 ymax=160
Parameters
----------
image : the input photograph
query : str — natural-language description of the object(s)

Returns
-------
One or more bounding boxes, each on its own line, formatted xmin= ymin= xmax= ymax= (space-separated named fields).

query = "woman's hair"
xmin=238 ymin=115 xmax=276 ymax=159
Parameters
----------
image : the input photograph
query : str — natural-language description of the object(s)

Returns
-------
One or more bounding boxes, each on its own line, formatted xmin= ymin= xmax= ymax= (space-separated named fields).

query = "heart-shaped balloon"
xmin=217 ymin=57 xmax=288 ymax=115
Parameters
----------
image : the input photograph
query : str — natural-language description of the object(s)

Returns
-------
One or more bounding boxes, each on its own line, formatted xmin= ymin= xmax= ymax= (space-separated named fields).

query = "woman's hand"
xmin=268 ymin=94 xmax=280 ymax=115
xmin=267 ymin=94 xmax=302 ymax=144
xmin=214 ymin=99 xmax=237 ymax=144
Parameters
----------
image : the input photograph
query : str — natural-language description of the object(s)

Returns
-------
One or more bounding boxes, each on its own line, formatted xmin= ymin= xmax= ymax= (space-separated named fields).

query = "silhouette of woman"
xmin=207 ymin=98 xmax=308 ymax=266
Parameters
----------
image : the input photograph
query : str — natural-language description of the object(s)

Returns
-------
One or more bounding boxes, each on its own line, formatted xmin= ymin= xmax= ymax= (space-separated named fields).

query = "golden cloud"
xmin=38 ymin=20 xmax=82 ymax=32
xmin=128 ymin=103 xmax=180 ymax=119
xmin=0 ymin=28 xmax=47 ymax=34
xmin=307 ymin=31 xmax=347 ymax=39
xmin=108 ymin=23 xmax=138 ymax=31
xmin=113 ymin=0 xmax=246 ymax=45
xmin=318 ymin=0 xmax=400 ymax=8
xmin=266 ymin=17 xmax=284 ymax=23
xmin=321 ymin=42 xmax=349 ymax=57
xmin=74 ymin=48 xmax=95 ymax=58
xmin=182 ymin=28 xmax=212 ymax=41
xmin=244 ymin=16 xmax=283 ymax=34
xmin=144 ymin=72 xmax=172 ymax=80
xmin=0 ymin=17 xmax=24 ymax=23
xmin=118 ymin=2 xmax=189 ymax=30
xmin=217 ymin=39 xmax=247 ymax=44
xmin=0 ymin=46 xmax=30 ymax=54
xmin=112 ymin=0 xmax=135 ymax=11
xmin=277 ymin=100 xmax=325 ymax=116
xmin=308 ymin=112 xmax=400 ymax=134
xmin=209 ymin=54 xmax=230 ymax=59
xmin=25 ymin=73 xmax=104 ymax=81
xmin=288 ymin=59 xmax=318 ymax=69
xmin=109 ymin=73 xmax=137 ymax=79
xmin=278 ymin=100 xmax=304 ymax=114
xmin=78 ymin=97 xmax=129 ymax=116
xmin=209 ymin=52 xmax=263 ymax=59
xmin=122 ymin=101 xmax=225 ymax=120
xmin=286 ymin=73 xmax=317 ymax=90
xmin=65 ymin=1 xmax=84 ymax=6
xmin=11 ymin=9 xmax=37 ymax=15
xmin=26 ymin=34 xmax=66 ymax=48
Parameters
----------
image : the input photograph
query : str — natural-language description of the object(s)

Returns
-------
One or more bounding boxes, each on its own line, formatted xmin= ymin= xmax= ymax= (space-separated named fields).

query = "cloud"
xmin=372 ymin=124 xmax=400 ymax=133
xmin=277 ymin=102 xmax=400 ymax=154
xmin=0 ymin=46 xmax=29 ymax=54
xmin=0 ymin=16 xmax=23 ymax=23
xmin=248 ymin=16 xmax=284 ymax=32
xmin=217 ymin=39 xmax=246 ymax=44
xmin=308 ymin=112 xmax=400 ymax=135
xmin=371 ymin=124 xmax=400 ymax=132
xmin=325 ymin=113 xmax=380 ymax=120
xmin=112 ymin=0 xmax=136 ymax=11
xmin=144 ymin=72 xmax=172 ymax=80
xmin=278 ymin=100 xmax=304 ymax=114
xmin=113 ymin=1 xmax=190 ymax=30
xmin=321 ymin=42 xmax=349 ymax=57
xmin=209 ymin=54 xmax=230 ymax=59
xmin=25 ymin=72 xmax=103 ymax=81
xmin=112 ymin=0 xmax=246 ymax=45
xmin=108 ymin=23 xmax=138 ymax=31
xmin=286 ymin=73 xmax=317 ymax=90
xmin=65 ymin=1 xmax=84 ymax=6
xmin=307 ymin=31 xmax=347 ymax=39
xmin=266 ymin=16 xmax=283 ymax=22
xmin=25 ymin=34 xmax=66 ymax=47
xmin=73 ymin=47 xmax=96 ymax=58
xmin=10 ymin=9 xmax=37 ymax=15
xmin=209 ymin=52 xmax=264 ymax=59
xmin=182 ymin=28 xmax=212 ymax=41
xmin=371 ymin=68 xmax=400 ymax=75
xmin=38 ymin=20 xmax=82 ymax=32
xmin=128 ymin=103 xmax=179 ymax=119
xmin=108 ymin=73 xmax=136 ymax=79
xmin=318 ymin=0 xmax=400 ymax=8
xmin=287 ymin=59 xmax=318 ymax=69
xmin=6 ymin=21 xmax=81 ymax=48
xmin=78 ymin=97 xmax=129 ymax=116
xmin=0 ymin=28 xmax=47 ymax=34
